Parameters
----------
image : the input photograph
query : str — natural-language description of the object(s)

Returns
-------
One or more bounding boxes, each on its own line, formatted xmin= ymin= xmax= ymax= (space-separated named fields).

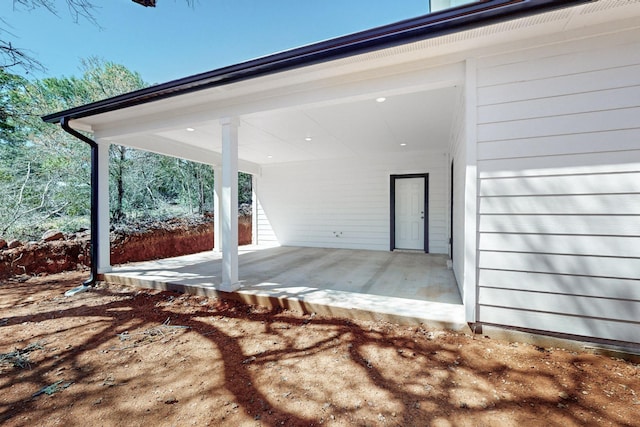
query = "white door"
xmin=395 ymin=177 xmax=425 ymax=250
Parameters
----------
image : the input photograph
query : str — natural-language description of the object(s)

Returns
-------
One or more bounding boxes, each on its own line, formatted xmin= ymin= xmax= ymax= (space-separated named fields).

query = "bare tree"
xmin=2 ymin=1 xmax=193 ymax=72
xmin=1 ymin=18 xmax=44 ymax=72
xmin=11 ymin=0 xmax=98 ymax=23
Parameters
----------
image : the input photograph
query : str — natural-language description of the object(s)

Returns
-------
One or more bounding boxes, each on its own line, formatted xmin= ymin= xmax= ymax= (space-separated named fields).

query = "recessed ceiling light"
xmin=400 ymin=143 xmax=407 ymax=146
xmin=186 ymin=127 xmax=195 ymax=132
xmin=305 ymin=137 xmax=312 ymax=142
xmin=267 ymin=155 xmax=273 ymax=159
xmin=376 ymin=97 xmax=386 ymax=103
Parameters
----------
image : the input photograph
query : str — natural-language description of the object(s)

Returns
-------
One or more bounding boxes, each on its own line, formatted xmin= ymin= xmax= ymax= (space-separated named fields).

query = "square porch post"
xmin=251 ymin=174 xmax=258 ymax=245
xmin=213 ymin=166 xmax=221 ymax=253
xmin=220 ymin=117 xmax=240 ymax=291
xmin=464 ymin=58 xmax=478 ymax=324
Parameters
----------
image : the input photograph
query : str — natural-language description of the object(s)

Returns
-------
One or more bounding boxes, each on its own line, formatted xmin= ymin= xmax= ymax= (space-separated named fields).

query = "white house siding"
xmin=474 ymin=27 xmax=640 ymax=345
xmin=257 ymin=151 xmax=450 ymax=253
xmin=255 ymin=196 xmax=278 ymax=246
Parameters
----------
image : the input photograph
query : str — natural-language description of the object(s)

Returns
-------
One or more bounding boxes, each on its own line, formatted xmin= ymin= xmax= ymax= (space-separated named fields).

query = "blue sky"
xmin=3 ymin=1 xmax=430 ymax=85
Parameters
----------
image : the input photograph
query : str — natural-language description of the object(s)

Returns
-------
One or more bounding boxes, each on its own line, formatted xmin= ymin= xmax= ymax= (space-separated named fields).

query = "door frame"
xmin=390 ymin=173 xmax=429 ymax=253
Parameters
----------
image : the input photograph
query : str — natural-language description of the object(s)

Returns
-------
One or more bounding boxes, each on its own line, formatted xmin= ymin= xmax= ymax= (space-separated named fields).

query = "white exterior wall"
xmin=475 ymin=28 xmax=640 ymax=345
xmin=255 ymin=194 xmax=277 ymax=246
xmin=257 ymin=151 xmax=450 ymax=253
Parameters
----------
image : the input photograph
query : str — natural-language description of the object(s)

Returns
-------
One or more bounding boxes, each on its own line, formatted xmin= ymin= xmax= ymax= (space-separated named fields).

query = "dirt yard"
xmin=1 ymin=272 xmax=638 ymax=427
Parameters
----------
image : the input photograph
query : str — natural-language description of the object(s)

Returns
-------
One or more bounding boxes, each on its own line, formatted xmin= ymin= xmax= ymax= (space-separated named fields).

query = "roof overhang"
xmin=42 ymin=0 xmax=591 ymax=125
xmin=41 ymin=0 xmax=616 ymax=170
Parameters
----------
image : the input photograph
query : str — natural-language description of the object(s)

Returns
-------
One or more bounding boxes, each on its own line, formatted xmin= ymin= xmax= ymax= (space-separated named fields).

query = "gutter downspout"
xmin=60 ymin=117 xmax=99 ymax=296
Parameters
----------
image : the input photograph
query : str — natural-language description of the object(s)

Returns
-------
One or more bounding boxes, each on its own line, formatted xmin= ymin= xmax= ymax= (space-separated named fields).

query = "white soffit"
xmin=149 ymin=85 xmax=458 ymax=166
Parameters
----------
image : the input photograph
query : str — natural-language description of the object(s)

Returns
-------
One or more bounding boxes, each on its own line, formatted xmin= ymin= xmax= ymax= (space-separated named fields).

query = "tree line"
xmin=0 ymin=59 xmax=251 ymax=241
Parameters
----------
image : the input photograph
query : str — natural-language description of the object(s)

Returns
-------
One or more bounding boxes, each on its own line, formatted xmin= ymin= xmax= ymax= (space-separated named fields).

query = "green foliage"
xmin=0 ymin=59 xmax=252 ymax=241
xmin=0 ymin=59 xmax=135 ymax=238
xmin=0 ymin=70 xmax=28 ymax=141
xmin=239 ymin=172 xmax=252 ymax=205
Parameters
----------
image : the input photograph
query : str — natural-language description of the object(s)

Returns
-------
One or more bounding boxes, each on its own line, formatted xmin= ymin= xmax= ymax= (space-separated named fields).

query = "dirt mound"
xmin=0 ymin=239 xmax=89 ymax=279
xmin=109 ymin=217 xmax=216 ymax=265
xmin=0 ymin=216 xmax=252 ymax=279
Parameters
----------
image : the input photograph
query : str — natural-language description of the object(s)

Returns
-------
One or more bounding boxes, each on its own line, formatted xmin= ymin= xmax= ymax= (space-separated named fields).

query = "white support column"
xmin=220 ymin=117 xmax=240 ymax=291
xmin=464 ymin=58 xmax=479 ymax=323
xmin=251 ymin=174 xmax=258 ymax=245
xmin=97 ymin=140 xmax=111 ymax=273
xmin=213 ymin=166 xmax=221 ymax=253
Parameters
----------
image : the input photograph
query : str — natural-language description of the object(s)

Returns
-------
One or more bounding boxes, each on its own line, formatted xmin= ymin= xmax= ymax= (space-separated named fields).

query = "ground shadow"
xmin=0 ymin=274 xmax=637 ymax=426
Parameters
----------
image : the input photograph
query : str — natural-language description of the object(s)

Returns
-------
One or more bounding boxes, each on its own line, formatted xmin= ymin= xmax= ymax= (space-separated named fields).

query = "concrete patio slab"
xmin=99 ymin=246 xmax=467 ymax=331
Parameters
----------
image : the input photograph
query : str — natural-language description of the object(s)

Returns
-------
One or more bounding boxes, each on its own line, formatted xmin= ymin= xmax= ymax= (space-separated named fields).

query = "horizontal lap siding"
xmin=478 ymin=270 xmax=640 ymax=300
xmin=475 ymin=29 xmax=640 ymax=345
xmin=479 ymin=214 xmax=640 ymax=236
xmin=256 ymin=197 xmax=277 ymax=245
xmin=259 ymin=152 xmax=449 ymax=252
xmin=479 ymin=252 xmax=640 ymax=281
xmin=480 ymin=194 xmax=640 ymax=214
xmin=479 ymin=234 xmax=640 ymax=258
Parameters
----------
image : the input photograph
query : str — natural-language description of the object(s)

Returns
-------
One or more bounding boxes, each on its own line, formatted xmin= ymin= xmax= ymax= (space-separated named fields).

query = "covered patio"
xmin=43 ymin=2 xmax=498 ymax=335
xmin=100 ymin=246 xmax=466 ymax=330
xmin=42 ymin=0 xmax=640 ymax=353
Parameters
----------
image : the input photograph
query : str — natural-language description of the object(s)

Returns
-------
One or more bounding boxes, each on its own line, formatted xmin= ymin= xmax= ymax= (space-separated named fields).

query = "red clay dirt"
xmin=0 ymin=216 xmax=252 ymax=279
xmin=1 ymin=271 xmax=638 ymax=426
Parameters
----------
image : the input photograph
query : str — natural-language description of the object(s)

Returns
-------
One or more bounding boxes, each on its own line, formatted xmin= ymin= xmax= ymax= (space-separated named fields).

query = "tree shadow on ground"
xmin=0 ymin=274 xmax=638 ymax=426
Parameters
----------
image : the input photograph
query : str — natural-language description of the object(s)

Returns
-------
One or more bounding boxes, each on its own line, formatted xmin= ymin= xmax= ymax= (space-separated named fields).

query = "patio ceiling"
xmin=156 ymin=85 xmax=457 ymax=166
xmin=90 ymin=84 xmax=458 ymax=169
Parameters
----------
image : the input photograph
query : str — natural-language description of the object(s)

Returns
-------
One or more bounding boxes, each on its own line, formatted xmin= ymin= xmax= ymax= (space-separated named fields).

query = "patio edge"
xmin=98 ymin=272 xmax=470 ymax=332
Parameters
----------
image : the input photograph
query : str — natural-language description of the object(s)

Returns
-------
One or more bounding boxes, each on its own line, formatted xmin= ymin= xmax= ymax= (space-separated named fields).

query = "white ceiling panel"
xmin=112 ymin=85 xmax=458 ymax=166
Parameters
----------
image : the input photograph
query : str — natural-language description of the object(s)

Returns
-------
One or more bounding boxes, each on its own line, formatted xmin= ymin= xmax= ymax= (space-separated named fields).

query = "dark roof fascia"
xmin=42 ymin=0 xmax=593 ymax=124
